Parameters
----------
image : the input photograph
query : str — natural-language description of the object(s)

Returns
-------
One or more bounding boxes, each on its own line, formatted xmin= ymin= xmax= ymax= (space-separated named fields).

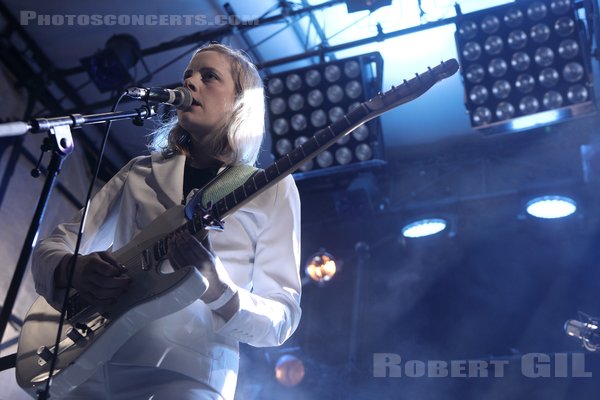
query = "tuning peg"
xmin=415 ymin=73 xmax=421 ymax=80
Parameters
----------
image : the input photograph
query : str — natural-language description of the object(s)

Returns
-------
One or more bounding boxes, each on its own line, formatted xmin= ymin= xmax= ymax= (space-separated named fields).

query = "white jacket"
xmin=31 ymin=152 xmax=302 ymax=400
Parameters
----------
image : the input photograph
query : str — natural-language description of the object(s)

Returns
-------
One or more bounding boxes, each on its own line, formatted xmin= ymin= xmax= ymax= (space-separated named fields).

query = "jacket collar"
xmin=150 ymin=152 xmax=186 ymax=209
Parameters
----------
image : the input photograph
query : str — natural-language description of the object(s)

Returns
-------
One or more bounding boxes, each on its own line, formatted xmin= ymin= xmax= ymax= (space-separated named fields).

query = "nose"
xmin=184 ymin=72 xmax=200 ymax=92
xmin=185 ymin=79 xmax=196 ymax=93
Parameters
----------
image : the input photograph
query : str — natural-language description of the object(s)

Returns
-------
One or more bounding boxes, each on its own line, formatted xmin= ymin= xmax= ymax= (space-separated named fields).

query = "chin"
xmin=178 ymin=120 xmax=213 ymax=143
xmin=177 ymin=113 xmax=202 ymax=134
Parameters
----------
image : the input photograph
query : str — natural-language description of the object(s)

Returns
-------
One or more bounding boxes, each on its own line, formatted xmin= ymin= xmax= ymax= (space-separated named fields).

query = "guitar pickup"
xmin=66 ymin=327 xmax=84 ymax=344
xmin=36 ymin=346 xmax=54 ymax=364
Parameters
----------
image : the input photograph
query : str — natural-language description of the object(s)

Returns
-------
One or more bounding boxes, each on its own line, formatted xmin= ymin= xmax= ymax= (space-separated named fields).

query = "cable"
xmin=307 ymin=8 xmax=373 ymax=50
xmin=128 ymin=45 xmax=200 ymax=88
xmin=38 ymin=91 xmax=127 ymax=400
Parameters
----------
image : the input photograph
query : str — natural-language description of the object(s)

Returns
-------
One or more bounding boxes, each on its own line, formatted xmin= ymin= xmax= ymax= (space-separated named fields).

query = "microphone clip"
xmin=565 ymin=311 xmax=600 ymax=352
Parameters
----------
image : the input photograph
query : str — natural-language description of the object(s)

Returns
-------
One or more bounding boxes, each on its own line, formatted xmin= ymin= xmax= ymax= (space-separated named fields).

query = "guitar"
xmin=15 ymin=59 xmax=459 ymax=397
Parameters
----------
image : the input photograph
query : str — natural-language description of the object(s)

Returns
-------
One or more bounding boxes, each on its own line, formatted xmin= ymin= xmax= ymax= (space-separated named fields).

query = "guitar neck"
xmin=155 ymin=59 xmax=460 ymax=256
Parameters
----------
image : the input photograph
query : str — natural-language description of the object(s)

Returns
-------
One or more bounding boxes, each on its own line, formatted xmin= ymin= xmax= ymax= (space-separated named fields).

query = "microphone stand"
xmin=0 ymin=104 xmax=156 ymax=349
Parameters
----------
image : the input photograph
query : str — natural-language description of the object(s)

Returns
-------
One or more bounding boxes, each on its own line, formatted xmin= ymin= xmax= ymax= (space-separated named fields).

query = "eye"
xmin=202 ymin=71 xmax=218 ymax=82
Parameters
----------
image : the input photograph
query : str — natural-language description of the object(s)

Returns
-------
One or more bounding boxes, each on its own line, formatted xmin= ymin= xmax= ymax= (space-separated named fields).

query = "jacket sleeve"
xmin=212 ymin=175 xmax=302 ymax=347
xmin=31 ymin=157 xmax=139 ymax=308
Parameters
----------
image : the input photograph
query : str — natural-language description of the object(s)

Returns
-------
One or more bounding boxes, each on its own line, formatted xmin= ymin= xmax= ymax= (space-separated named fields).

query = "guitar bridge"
xmin=36 ymin=315 xmax=107 ymax=366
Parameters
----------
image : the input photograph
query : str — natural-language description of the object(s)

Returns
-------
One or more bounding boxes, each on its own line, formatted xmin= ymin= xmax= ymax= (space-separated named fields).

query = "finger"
xmin=90 ymin=260 xmax=125 ymax=277
xmin=96 ymin=252 xmax=127 ymax=275
xmin=96 ymin=251 xmax=123 ymax=269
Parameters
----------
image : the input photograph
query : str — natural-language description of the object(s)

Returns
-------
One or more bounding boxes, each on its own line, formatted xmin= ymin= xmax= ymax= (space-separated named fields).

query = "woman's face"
xmin=177 ymin=50 xmax=237 ymax=141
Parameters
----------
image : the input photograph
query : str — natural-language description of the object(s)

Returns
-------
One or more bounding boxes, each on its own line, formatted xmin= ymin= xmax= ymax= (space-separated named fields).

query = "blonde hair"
xmin=149 ymin=43 xmax=265 ymax=165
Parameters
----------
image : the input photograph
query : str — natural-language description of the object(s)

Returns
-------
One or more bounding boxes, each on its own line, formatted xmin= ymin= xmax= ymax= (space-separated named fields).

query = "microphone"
xmin=565 ymin=317 xmax=600 ymax=352
xmin=0 ymin=121 xmax=31 ymax=137
xmin=125 ymin=86 xmax=193 ymax=110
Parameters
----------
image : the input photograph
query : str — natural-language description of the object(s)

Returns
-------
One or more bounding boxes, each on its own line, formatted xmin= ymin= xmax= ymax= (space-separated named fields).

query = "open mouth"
xmin=191 ymin=98 xmax=201 ymax=107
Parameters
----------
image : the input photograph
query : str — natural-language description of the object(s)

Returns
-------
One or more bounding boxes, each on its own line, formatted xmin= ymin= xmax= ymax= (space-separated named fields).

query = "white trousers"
xmin=58 ymin=363 xmax=224 ymax=400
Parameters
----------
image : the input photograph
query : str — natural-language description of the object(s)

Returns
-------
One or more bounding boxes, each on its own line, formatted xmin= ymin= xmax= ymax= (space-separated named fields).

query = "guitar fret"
xmin=224 ymin=192 xmax=236 ymax=210
xmin=252 ymin=173 xmax=258 ymax=190
xmin=243 ymin=178 xmax=256 ymax=197
xmin=299 ymin=138 xmax=319 ymax=157
xmin=329 ymin=119 xmax=351 ymax=137
xmin=314 ymin=127 xmax=335 ymax=145
xmin=277 ymin=156 xmax=292 ymax=173
xmin=288 ymin=148 xmax=304 ymax=165
xmin=253 ymin=170 xmax=268 ymax=187
xmin=234 ymin=186 xmax=246 ymax=203
xmin=216 ymin=199 xmax=228 ymax=217
xmin=265 ymin=165 xmax=279 ymax=181
xmin=346 ymin=105 xmax=368 ymax=125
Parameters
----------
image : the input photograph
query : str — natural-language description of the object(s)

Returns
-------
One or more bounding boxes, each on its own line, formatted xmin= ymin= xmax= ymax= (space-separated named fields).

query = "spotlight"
xmin=345 ymin=0 xmax=392 ymax=13
xmin=274 ymin=354 xmax=305 ymax=387
xmin=305 ymin=251 xmax=337 ymax=283
xmin=455 ymin=0 xmax=595 ymax=134
xmin=526 ymin=195 xmax=577 ymax=219
xmin=265 ymin=53 xmax=384 ymax=178
xmin=401 ymin=218 xmax=448 ymax=238
xmin=81 ymin=34 xmax=141 ymax=92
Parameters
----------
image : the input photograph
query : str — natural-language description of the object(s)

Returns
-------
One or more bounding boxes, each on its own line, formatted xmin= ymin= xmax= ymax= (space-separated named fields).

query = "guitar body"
xmin=15 ymin=59 xmax=459 ymax=397
xmin=15 ymin=205 xmax=208 ymax=398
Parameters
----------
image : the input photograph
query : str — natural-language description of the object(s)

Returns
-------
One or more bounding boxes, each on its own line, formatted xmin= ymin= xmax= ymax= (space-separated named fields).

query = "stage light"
xmin=305 ymin=251 xmax=337 ymax=283
xmin=401 ymin=218 xmax=448 ymax=238
xmin=265 ymin=53 xmax=384 ymax=177
xmin=345 ymin=0 xmax=392 ymax=14
xmin=526 ymin=195 xmax=577 ymax=219
xmin=455 ymin=0 xmax=595 ymax=134
xmin=80 ymin=34 xmax=141 ymax=93
xmin=274 ymin=354 xmax=305 ymax=387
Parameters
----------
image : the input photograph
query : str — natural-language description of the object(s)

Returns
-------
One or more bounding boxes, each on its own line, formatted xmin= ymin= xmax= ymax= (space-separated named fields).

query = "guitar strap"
xmin=184 ymin=164 xmax=259 ymax=221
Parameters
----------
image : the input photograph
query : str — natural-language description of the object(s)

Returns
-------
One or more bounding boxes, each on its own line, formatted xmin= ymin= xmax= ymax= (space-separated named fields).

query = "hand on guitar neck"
xmin=167 ymin=231 xmax=239 ymax=320
xmin=54 ymin=251 xmax=132 ymax=306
